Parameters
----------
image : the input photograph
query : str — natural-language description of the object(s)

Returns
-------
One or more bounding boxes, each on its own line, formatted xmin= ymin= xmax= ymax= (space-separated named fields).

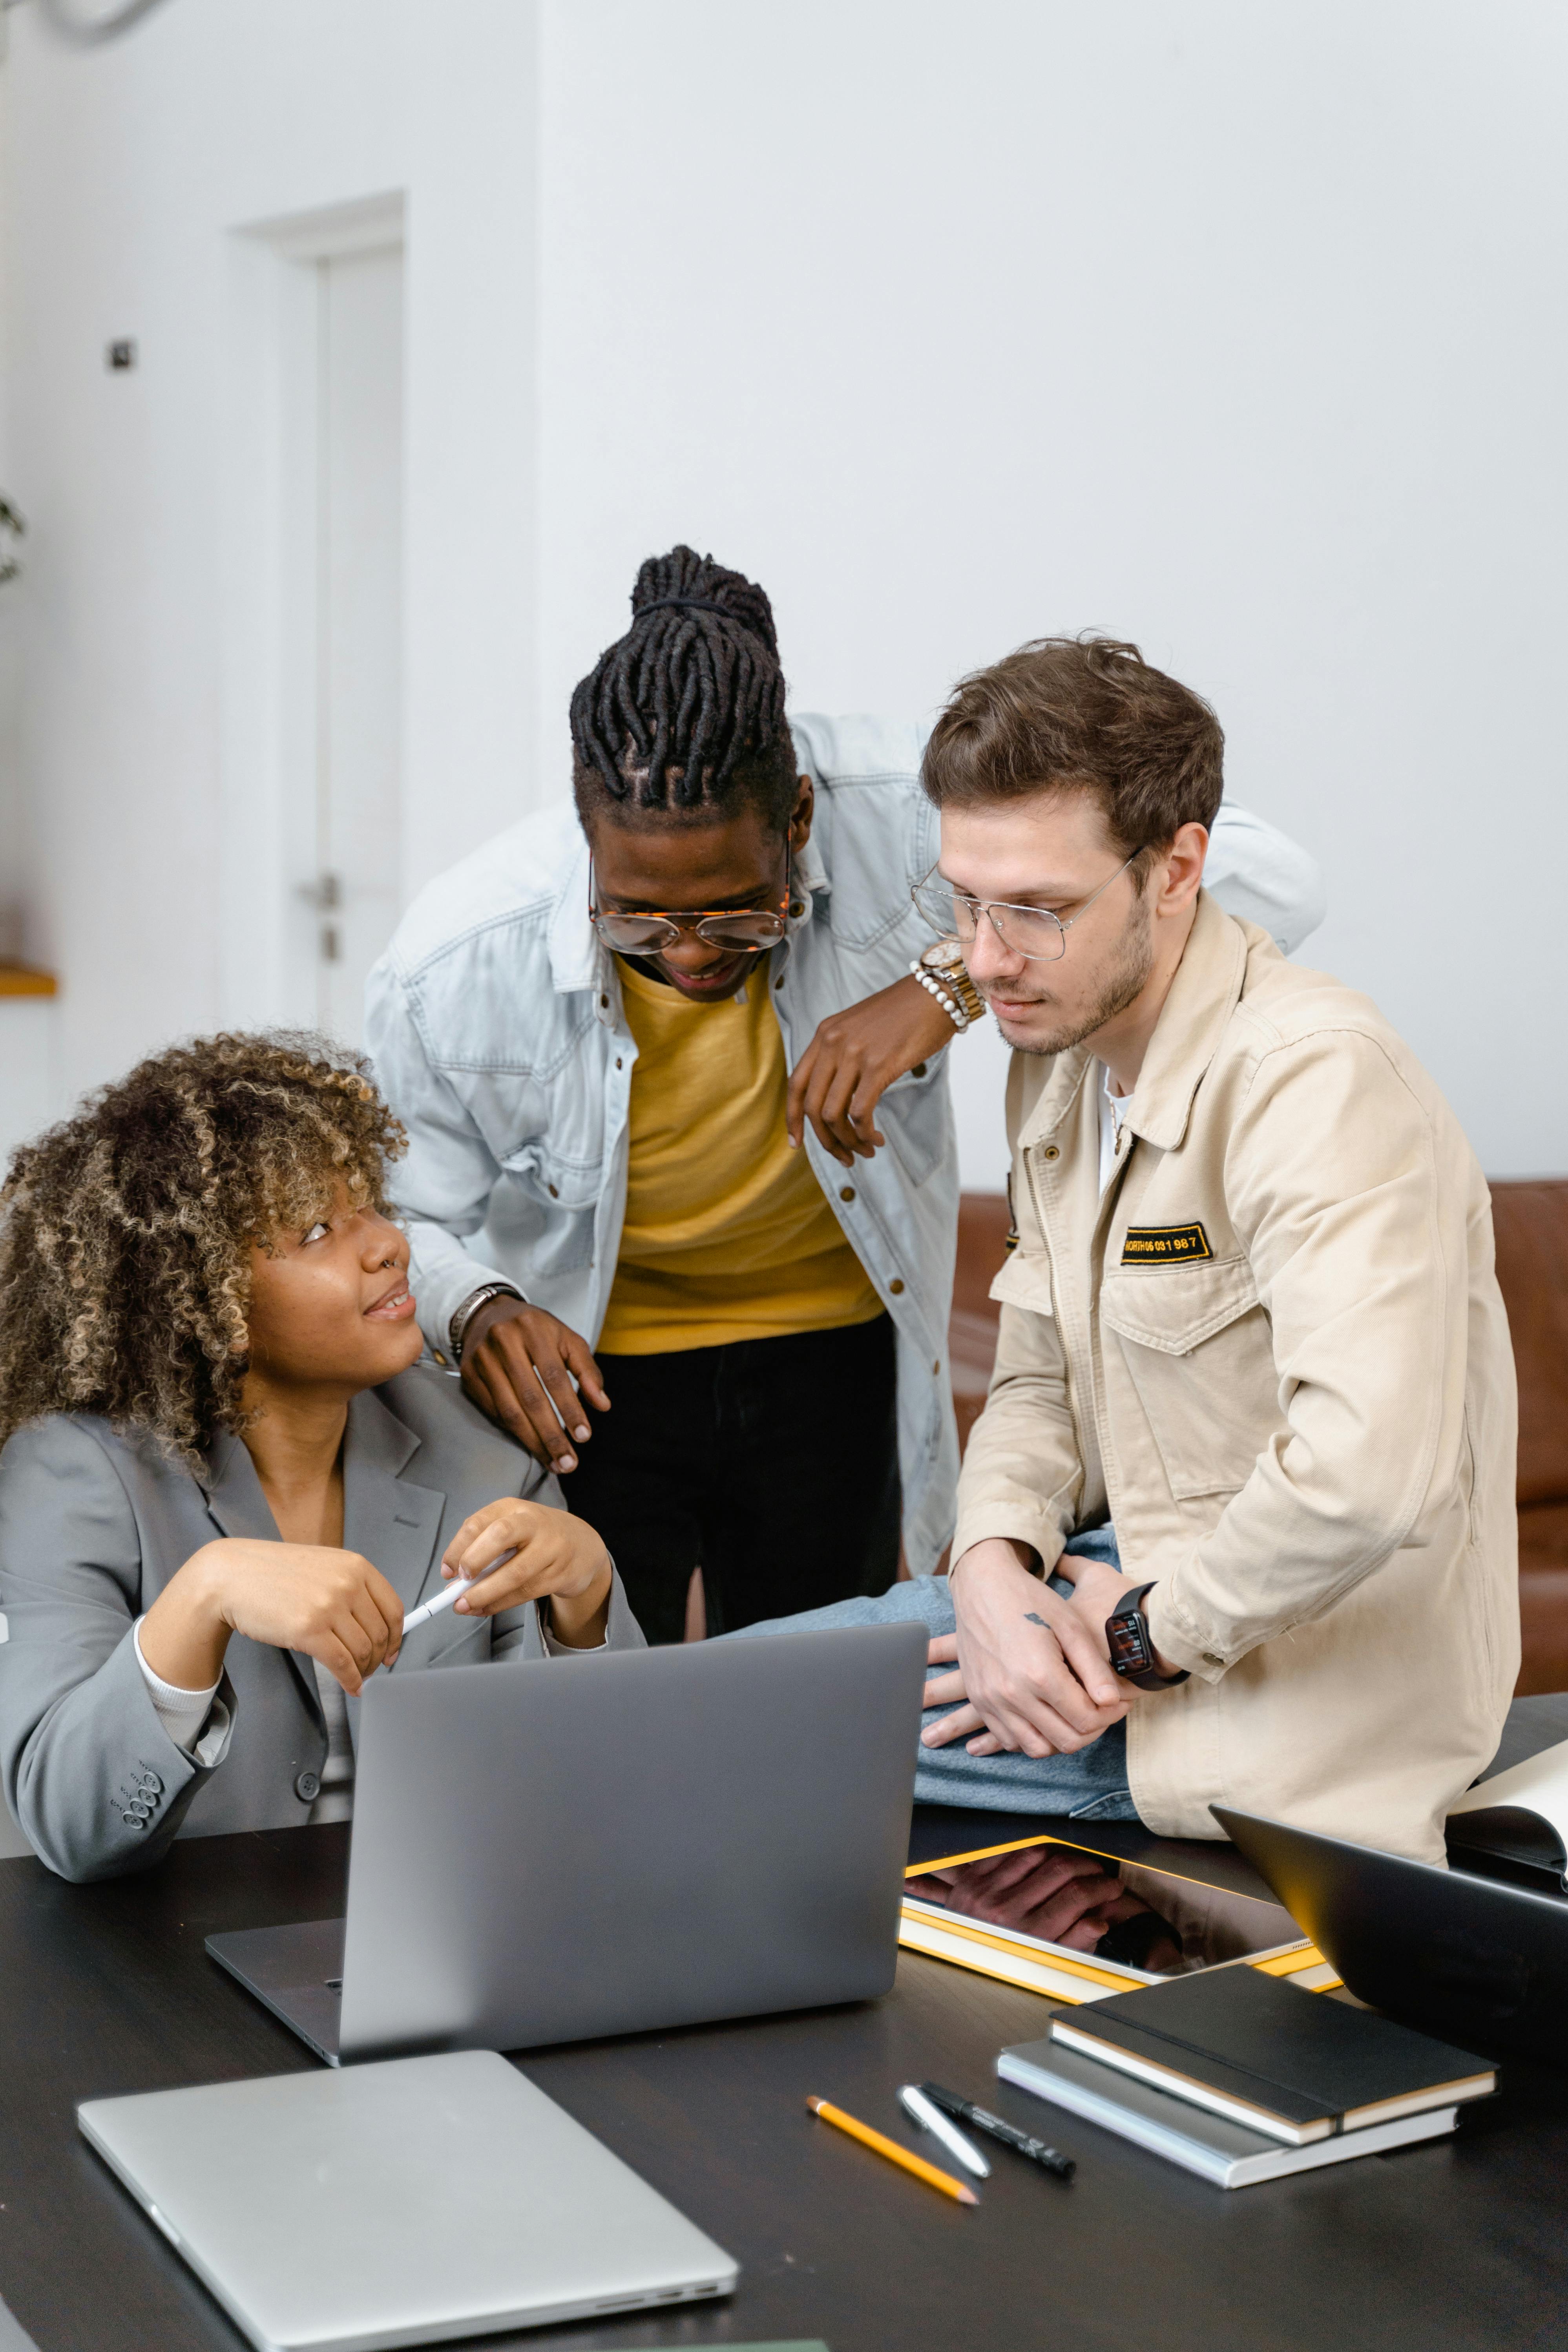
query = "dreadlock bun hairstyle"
xmin=570 ymin=546 xmax=800 ymax=833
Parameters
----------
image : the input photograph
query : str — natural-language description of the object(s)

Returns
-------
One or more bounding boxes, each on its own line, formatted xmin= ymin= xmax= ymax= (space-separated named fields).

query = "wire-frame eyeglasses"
xmin=589 ymin=854 xmax=794 ymax=955
xmin=909 ymin=852 xmax=1140 ymax=963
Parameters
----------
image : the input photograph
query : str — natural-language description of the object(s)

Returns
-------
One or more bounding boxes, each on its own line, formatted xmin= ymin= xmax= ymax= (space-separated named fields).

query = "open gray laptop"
xmin=208 ymin=1621 xmax=927 ymax=2064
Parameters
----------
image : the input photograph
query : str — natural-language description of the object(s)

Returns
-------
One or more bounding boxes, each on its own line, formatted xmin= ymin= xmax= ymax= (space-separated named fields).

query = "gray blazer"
xmin=0 ymin=1366 xmax=644 ymax=1881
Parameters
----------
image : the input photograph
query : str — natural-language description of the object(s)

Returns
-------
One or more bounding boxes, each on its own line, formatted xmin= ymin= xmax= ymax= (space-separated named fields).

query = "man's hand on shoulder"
xmin=922 ymin=1538 xmax=1128 ymax=1759
xmin=460 ymin=1296 xmax=610 ymax=1475
xmin=786 ymin=973 xmax=955 ymax=1168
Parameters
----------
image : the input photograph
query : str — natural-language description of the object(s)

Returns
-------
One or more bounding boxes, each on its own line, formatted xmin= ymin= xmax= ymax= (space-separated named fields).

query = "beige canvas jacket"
xmin=953 ymin=891 xmax=1519 ymax=1863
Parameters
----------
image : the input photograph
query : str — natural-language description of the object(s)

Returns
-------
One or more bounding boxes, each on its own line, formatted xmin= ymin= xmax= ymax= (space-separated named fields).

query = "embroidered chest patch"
xmin=1121 ymin=1222 xmax=1212 ymax=1266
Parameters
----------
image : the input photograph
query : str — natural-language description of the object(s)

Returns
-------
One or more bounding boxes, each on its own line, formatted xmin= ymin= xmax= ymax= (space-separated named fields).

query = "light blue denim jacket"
xmin=365 ymin=715 xmax=1325 ymax=1574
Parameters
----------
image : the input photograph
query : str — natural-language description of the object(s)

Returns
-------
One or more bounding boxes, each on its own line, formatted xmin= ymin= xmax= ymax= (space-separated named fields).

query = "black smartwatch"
xmin=1105 ymin=1583 xmax=1190 ymax=1693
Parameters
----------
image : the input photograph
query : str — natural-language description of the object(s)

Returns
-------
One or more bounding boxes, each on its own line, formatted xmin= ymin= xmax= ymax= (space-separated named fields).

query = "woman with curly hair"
xmin=0 ymin=1033 xmax=641 ymax=1883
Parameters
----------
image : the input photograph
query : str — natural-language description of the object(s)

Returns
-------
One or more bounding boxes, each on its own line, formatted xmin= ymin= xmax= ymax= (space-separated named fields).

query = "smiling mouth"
xmin=365 ymin=1279 xmax=416 ymax=1321
xmin=662 ymin=955 xmax=750 ymax=995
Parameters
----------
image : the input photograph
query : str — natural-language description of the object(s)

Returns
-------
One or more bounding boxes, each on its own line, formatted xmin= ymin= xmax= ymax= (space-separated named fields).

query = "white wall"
xmin=0 ymin=0 xmax=535 ymax=1106
xmin=3 ymin=0 xmax=1566 ymax=1184
xmin=534 ymin=0 xmax=1568 ymax=1183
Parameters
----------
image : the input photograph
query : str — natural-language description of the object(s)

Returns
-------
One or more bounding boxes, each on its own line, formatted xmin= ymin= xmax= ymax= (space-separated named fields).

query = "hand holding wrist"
xmin=1050 ymin=1556 xmax=1183 ymax=1685
xmin=931 ymin=1537 xmax=1126 ymax=1760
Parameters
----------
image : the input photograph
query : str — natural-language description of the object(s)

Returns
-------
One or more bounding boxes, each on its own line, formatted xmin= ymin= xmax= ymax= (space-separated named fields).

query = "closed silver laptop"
xmin=208 ymin=1621 xmax=927 ymax=2063
xmin=79 ymin=2050 xmax=737 ymax=2351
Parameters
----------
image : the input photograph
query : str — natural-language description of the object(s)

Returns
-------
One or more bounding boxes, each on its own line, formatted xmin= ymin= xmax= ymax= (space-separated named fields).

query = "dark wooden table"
xmin=4 ymin=1771 xmax=1568 ymax=2352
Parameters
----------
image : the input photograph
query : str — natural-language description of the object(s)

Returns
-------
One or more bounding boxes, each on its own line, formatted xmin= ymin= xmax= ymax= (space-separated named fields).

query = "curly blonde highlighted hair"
xmin=0 ymin=1032 xmax=407 ymax=1466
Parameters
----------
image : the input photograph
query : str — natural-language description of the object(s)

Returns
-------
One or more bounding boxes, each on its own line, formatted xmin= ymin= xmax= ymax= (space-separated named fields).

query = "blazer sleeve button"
xmin=295 ymin=1769 xmax=322 ymax=1803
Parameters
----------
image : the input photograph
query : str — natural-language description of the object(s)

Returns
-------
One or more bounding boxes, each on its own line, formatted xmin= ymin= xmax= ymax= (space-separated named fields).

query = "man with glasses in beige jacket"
xmin=745 ymin=634 xmax=1518 ymax=1866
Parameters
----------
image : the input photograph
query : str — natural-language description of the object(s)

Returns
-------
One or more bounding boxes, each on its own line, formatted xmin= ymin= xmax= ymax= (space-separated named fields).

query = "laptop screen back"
xmin=338 ymin=1621 xmax=927 ymax=2060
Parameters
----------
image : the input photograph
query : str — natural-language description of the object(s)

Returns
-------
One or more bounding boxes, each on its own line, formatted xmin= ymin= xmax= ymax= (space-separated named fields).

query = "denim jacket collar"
xmin=549 ymin=824 xmax=599 ymax=999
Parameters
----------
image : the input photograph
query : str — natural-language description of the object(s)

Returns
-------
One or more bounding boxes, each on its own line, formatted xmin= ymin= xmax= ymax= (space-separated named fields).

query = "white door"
xmin=307 ymin=243 xmax=404 ymax=1046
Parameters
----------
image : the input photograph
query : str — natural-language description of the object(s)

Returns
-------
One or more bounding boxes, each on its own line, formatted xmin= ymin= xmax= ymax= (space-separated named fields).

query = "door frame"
xmin=218 ymin=191 xmax=406 ymax=1034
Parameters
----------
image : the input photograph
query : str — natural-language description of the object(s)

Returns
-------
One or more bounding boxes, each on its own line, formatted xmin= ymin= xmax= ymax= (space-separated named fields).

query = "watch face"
xmin=1108 ymin=1604 xmax=1153 ymax=1677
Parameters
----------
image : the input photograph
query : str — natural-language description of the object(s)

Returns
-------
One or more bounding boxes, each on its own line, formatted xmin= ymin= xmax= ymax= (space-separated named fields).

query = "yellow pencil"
xmin=806 ymin=2095 xmax=978 ymax=2205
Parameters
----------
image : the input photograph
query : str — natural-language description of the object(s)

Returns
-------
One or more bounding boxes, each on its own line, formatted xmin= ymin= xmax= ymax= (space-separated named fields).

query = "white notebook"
xmin=1448 ymin=1737 xmax=1568 ymax=1886
xmin=78 ymin=2051 xmax=736 ymax=2352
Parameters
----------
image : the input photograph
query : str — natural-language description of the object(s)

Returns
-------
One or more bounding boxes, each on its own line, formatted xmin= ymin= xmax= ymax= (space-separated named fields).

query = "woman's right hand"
xmin=137 ymin=1538 xmax=405 ymax=1697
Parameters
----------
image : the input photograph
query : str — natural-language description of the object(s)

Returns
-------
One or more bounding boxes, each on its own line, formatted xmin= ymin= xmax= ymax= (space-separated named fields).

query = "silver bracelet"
xmin=449 ymin=1282 xmax=523 ymax=1365
xmin=909 ymin=960 xmax=970 ymax=1032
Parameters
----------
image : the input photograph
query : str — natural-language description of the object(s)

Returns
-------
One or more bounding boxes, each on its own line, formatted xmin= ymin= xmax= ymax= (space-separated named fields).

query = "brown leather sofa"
xmin=1493 ymin=1182 xmax=1568 ymax=1692
xmin=950 ymin=1181 xmax=1568 ymax=1695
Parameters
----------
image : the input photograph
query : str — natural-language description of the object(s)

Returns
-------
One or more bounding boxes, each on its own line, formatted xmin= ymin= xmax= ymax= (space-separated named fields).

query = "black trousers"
xmin=557 ymin=1313 xmax=902 ymax=1645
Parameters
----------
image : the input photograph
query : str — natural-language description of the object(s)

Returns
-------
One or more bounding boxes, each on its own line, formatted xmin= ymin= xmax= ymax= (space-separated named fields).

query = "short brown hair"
xmin=0 ymin=1033 xmax=406 ymax=1467
xmin=921 ymin=635 xmax=1224 ymax=860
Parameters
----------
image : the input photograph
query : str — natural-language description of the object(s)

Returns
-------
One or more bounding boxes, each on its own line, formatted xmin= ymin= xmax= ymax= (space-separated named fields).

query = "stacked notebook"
xmin=998 ymin=1961 xmax=1495 ymax=2189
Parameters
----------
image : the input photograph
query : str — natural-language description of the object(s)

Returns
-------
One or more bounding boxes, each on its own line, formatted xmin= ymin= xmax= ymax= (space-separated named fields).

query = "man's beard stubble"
xmin=993 ymin=893 xmax=1155 ymax=1059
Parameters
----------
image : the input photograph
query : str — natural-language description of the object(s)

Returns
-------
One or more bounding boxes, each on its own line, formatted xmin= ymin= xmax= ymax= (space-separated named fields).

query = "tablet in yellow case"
xmin=901 ymin=1832 xmax=1338 ymax=2003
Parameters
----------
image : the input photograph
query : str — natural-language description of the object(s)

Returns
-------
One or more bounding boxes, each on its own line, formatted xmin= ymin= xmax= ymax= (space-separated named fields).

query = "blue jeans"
xmin=731 ymin=1527 xmax=1138 ymax=1819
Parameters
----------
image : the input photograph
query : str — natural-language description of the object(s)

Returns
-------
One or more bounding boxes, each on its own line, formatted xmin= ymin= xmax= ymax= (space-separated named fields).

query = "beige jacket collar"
xmin=1126 ymin=890 xmax=1250 ymax=1153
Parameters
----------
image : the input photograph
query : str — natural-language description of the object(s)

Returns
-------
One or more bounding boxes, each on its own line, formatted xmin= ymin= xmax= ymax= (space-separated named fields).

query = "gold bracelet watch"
xmin=917 ymin=937 xmax=985 ymax=1026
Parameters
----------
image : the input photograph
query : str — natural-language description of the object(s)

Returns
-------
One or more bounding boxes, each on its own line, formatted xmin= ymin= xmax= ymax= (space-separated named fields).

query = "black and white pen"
xmin=402 ymin=1548 xmax=516 ymax=1634
xmin=899 ymin=2084 xmax=990 ymax=2178
xmin=919 ymin=2082 xmax=1076 ymax=2180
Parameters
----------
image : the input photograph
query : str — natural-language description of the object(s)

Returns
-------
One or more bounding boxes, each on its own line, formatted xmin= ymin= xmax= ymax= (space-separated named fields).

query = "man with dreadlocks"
xmin=366 ymin=549 xmax=1323 ymax=1643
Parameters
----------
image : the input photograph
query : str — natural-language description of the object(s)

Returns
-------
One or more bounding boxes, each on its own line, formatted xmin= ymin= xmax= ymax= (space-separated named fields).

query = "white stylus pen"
xmin=402 ymin=1549 xmax=516 ymax=1635
xmin=899 ymin=2083 xmax=991 ymax=2178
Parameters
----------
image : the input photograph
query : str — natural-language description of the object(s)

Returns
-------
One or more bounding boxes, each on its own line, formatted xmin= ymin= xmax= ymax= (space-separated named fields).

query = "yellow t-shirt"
xmin=598 ymin=958 xmax=883 ymax=1355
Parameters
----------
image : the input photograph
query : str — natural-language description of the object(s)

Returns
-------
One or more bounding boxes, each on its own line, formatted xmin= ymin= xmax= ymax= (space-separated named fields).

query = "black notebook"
xmin=1048 ymin=1962 xmax=1495 ymax=2146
